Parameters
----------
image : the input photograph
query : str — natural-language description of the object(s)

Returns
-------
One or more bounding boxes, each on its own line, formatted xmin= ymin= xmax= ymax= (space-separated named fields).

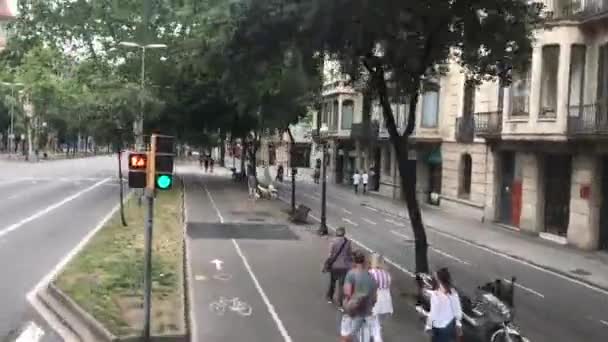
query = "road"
xmin=273 ymin=177 xmax=608 ymax=342
xmin=182 ymin=168 xmax=429 ymax=341
xmin=0 ymin=156 xmax=125 ymax=341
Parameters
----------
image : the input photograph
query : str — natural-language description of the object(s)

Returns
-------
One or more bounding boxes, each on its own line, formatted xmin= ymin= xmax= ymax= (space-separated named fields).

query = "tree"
xmin=227 ymin=0 xmax=541 ymax=274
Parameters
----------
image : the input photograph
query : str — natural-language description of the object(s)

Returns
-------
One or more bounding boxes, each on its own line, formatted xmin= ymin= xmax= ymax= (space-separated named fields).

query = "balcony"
xmin=548 ymin=0 xmax=608 ymax=23
xmin=455 ymin=116 xmax=475 ymax=143
xmin=474 ymin=111 xmax=503 ymax=138
xmin=350 ymin=120 xmax=380 ymax=141
xmin=567 ymin=103 xmax=608 ymax=136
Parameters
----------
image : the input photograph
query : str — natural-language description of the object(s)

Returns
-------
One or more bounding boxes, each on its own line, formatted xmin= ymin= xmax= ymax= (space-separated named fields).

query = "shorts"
xmin=340 ymin=314 xmax=373 ymax=339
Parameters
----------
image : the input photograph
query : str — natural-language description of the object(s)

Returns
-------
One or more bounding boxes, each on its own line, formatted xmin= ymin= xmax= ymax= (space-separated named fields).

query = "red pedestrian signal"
xmin=128 ymin=152 xmax=148 ymax=188
xmin=129 ymin=153 xmax=147 ymax=170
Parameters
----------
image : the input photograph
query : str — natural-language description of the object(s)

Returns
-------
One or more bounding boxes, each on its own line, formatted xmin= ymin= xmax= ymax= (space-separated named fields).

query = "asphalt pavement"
xmin=0 ymin=156 xmax=125 ymax=341
xmin=181 ymin=167 xmax=429 ymax=342
xmin=272 ymin=176 xmax=608 ymax=342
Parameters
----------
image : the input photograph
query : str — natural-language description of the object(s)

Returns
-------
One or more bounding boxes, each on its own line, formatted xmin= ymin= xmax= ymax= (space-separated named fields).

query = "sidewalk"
xmin=322 ymin=178 xmax=608 ymax=292
xmin=181 ymin=167 xmax=428 ymax=341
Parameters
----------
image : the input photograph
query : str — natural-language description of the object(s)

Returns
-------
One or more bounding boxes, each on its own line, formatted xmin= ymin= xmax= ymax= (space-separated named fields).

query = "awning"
xmin=426 ymin=148 xmax=442 ymax=165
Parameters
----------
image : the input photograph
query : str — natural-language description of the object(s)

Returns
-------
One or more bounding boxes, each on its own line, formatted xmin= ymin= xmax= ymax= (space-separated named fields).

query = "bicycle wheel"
xmin=491 ymin=329 xmax=525 ymax=342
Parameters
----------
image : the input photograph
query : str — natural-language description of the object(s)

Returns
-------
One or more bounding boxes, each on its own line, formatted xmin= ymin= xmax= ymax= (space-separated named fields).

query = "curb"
xmin=362 ymin=202 xmax=608 ymax=295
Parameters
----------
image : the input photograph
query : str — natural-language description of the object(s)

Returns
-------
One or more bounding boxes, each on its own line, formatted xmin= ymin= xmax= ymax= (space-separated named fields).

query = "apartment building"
xmin=310 ymin=0 xmax=608 ymax=251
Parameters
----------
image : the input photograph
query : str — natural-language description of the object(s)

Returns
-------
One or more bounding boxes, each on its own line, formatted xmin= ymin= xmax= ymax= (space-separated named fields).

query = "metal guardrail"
xmin=474 ymin=111 xmax=503 ymax=137
xmin=549 ymin=0 xmax=608 ymax=21
xmin=567 ymin=103 xmax=608 ymax=135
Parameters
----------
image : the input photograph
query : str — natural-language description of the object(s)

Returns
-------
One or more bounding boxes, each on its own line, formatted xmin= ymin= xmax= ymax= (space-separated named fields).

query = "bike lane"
xmin=187 ymin=171 xmax=428 ymax=342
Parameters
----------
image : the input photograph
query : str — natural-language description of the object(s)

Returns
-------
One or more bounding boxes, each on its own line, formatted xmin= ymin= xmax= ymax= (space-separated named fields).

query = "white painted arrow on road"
xmin=211 ymin=259 xmax=224 ymax=271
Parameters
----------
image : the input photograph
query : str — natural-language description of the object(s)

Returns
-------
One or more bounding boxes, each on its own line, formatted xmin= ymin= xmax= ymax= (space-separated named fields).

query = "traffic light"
xmin=128 ymin=152 xmax=147 ymax=188
xmin=148 ymin=134 xmax=175 ymax=190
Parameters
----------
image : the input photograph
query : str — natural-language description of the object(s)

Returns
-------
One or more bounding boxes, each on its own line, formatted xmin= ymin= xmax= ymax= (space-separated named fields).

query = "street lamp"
xmin=1 ymin=81 xmax=24 ymax=154
xmin=118 ymin=41 xmax=167 ymax=150
xmin=318 ymin=123 xmax=329 ymax=236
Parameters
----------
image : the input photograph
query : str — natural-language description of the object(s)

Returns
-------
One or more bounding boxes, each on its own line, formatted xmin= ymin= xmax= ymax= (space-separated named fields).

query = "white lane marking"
xmin=0 ymin=178 xmax=29 ymax=187
xmin=429 ymin=228 xmax=608 ymax=296
xmin=342 ymin=208 xmax=353 ymax=215
xmin=503 ymin=278 xmax=544 ymax=299
xmin=183 ymin=186 xmax=199 ymax=342
xmin=0 ymin=178 xmax=111 ymax=239
xmin=27 ymin=190 xmax=129 ymax=341
xmin=310 ymin=214 xmax=415 ymax=277
xmin=385 ymin=218 xmax=406 ymax=227
xmin=365 ymin=206 xmax=379 ymax=212
xmin=431 ymin=248 xmax=471 ymax=266
xmin=362 ymin=218 xmax=377 ymax=225
xmin=16 ymin=322 xmax=45 ymax=342
xmin=600 ymin=319 xmax=608 ymax=327
xmin=204 ymin=186 xmax=293 ymax=342
xmin=390 ymin=230 xmax=411 ymax=240
xmin=342 ymin=218 xmax=359 ymax=226
xmin=390 ymin=230 xmax=470 ymax=265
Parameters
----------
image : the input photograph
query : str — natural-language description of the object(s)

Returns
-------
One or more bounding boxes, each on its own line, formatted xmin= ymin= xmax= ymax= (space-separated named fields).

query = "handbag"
xmin=322 ymin=238 xmax=348 ymax=273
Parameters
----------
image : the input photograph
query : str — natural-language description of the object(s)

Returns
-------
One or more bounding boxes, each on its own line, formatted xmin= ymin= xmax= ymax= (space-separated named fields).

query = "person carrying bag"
xmin=324 ymin=227 xmax=352 ymax=308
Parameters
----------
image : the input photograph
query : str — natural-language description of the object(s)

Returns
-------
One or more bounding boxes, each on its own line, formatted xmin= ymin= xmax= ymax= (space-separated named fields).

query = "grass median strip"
xmin=54 ymin=183 xmax=184 ymax=337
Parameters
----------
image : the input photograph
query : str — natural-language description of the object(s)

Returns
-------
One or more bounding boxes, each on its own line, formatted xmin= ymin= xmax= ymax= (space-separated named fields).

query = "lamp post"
xmin=317 ymin=124 xmax=329 ymax=236
xmin=1 ymin=81 xmax=24 ymax=154
xmin=118 ymin=42 xmax=167 ymax=151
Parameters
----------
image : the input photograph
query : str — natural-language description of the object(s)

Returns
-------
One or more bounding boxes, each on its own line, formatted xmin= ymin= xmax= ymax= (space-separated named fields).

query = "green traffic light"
xmin=156 ymin=174 xmax=172 ymax=189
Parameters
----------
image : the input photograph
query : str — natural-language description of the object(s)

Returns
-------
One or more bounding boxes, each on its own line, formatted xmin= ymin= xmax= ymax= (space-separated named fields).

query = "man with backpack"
xmin=324 ymin=227 xmax=352 ymax=308
xmin=340 ymin=250 xmax=377 ymax=342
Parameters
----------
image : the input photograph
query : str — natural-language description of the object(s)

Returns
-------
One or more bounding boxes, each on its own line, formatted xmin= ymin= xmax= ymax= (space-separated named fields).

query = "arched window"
xmin=333 ymin=100 xmax=339 ymax=129
xmin=459 ymin=153 xmax=472 ymax=198
xmin=342 ymin=100 xmax=354 ymax=129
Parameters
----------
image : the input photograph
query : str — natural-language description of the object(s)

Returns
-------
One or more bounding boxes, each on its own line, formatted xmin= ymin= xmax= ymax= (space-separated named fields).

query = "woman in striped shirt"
xmin=369 ymin=253 xmax=393 ymax=342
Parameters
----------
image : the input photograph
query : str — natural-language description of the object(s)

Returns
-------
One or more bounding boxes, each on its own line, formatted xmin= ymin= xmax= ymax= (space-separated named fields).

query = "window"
xmin=463 ymin=79 xmax=476 ymax=116
xmin=421 ymin=82 xmax=440 ymax=127
xmin=568 ymin=45 xmax=586 ymax=117
xmin=540 ymin=45 xmax=560 ymax=117
xmin=459 ymin=153 xmax=472 ymax=199
xmin=342 ymin=100 xmax=354 ymax=129
xmin=511 ymin=67 xmax=531 ymax=116
xmin=383 ymin=145 xmax=392 ymax=174
xmin=332 ymin=100 xmax=339 ymax=129
xmin=598 ymin=43 xmax=608 ymax=109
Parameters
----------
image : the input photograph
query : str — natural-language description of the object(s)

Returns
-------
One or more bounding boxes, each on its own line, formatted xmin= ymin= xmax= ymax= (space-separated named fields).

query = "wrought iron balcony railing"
xmin=455 ymin=116 xmax=475 ymax=143
xmin=474 ymin=111 xmax=503 ymax=137
xmin=350 ymin=120 xmax=380 ymax=141
xmin=567 ymin=103 xmax=608 ymax=136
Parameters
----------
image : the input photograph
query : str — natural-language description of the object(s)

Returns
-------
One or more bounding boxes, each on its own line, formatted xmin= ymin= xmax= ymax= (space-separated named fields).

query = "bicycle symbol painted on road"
xmin=209 ymin=297 xmax=253 ymax=317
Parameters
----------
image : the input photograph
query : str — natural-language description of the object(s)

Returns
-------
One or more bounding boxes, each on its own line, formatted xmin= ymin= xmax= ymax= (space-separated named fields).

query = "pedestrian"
xmin=352 ymin=170 xmax=361 ymax=194
xmin=247 ymin=167 xmax=258 ymax=199
xmin=362 ymin=170 xmax=369 ymax=194
xmin=210 ymin=157 xmax=215 ymax=173
xmin=204 ymin=157 xmax=209 ymax=172
xmin=323 ymin=227 xmax=352 ymax=308
xmin=425 ymin=268 xmax=463 ymax=342
xmin=340 ymin=250 xmax=377 ymax=342
xmin=277 ymin=164 xmax=284 ymax=182
xmin=369 ymin=254 xmax=393 ymax=342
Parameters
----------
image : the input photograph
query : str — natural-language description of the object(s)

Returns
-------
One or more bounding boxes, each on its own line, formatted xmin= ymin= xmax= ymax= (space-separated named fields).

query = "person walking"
xmin=368 ymin=254 xmax=393 ymax=342
xmin=204 ymin=156 xmax=209 ymax=172
xmin=324 ymin=227 xmax=352 ymax=308
xmin=362 ymin=170 xmax=369 ymax=194
xmin=340 ymin=250 xmax=377 ymax=342
xmin=352 ymin=170 xmax=361 ymax=194
xmin=247 ymin=167 xmax=257 ymax=199
xmin=276 ymin=164 xmax=284 ymax=182
xmin=425 ymin=268 xmax=463 ymax=342
xmin=210 ymin=157 xmax=215 ymax=173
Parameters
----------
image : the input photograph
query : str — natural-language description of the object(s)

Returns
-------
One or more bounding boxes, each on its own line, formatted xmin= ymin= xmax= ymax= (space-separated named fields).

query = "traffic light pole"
xmin=143 ymin=136 xmax=157 ymax=341
xmin=143 ymin=187 xmax=154 ymax=341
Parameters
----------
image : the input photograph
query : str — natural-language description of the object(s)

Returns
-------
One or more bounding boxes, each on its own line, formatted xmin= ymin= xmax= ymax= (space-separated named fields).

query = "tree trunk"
xmin=219 ymin=134 xmax=226 ymax=167
xmin=374 ymin=71 xmax=430 ymax=275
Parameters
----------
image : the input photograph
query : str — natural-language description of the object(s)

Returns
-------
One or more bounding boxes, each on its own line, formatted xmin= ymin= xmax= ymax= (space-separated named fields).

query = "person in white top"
xmin=425 ymin=268 xmax=463 ymax=342
xmin=361 ymin=171 xmax=369 ymax=194
xmin=352 ymin=170 xmax=361 ymax=194
xmin=369 ymin=253 xmax=393 ymax=342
